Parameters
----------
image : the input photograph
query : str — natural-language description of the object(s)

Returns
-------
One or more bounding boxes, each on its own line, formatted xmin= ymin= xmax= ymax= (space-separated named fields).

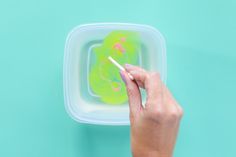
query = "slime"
xmin=89 ymin=31 xmax=140 ymax=104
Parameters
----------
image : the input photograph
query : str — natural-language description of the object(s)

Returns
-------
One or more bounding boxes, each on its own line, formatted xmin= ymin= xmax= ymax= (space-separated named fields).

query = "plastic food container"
xmin=63 ymin=23 xmax=166 ymax=125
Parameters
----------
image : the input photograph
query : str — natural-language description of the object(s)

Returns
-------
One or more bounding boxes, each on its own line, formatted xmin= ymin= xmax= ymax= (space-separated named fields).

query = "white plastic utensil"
xmin=108 ymin=56 xmax=134 ymax=80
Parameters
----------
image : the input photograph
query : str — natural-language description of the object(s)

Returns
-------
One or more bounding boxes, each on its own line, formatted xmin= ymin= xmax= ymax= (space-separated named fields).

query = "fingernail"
xmin=119 ymin=71 xmax=126 ymax=84
xmin=125 ymin=64 xmax=134 ymax=69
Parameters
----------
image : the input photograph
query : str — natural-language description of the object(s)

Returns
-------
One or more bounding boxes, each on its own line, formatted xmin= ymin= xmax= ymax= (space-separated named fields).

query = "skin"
xmin=120 ymin=64 xmax=183 ymax=157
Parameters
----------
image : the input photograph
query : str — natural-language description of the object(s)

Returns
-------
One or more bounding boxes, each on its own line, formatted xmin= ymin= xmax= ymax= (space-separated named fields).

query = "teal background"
xmin=0 ymin=0 xmax=235 ymax=156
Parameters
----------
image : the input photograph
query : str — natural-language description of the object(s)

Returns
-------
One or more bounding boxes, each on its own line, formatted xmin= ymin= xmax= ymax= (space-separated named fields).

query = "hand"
xmin=119 ymin=64 xmax=183 ymax=157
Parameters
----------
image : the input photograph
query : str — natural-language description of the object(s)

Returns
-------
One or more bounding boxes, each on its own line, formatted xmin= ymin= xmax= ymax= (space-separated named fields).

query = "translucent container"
xmin=64 ymin=23 xmax=166 ymax=125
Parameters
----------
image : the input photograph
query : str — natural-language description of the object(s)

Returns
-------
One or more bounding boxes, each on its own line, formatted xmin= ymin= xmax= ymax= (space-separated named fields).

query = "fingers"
xmin=125 ymin=64 xmax=147 ymax=88
xmin=124 ymin=64 xmax=184 ymax=122
xmin=125 ymin=64 xmax=164 ymax=107
xmin=120 ymin=70 xmax=143 ymax=117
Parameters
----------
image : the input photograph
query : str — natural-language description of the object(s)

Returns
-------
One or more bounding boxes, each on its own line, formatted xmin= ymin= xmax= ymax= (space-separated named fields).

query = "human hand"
xmin=120 ymin=64 xmax=183 ymax=157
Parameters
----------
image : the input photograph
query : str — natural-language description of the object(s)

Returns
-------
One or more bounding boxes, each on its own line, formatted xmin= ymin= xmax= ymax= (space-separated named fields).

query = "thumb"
xmin=120 ymin=70 xmax=142 ymax=118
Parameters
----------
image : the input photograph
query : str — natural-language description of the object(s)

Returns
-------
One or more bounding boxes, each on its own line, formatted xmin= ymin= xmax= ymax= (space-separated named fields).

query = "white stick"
xmin=108 ymin=56 xmax=134 ymax=80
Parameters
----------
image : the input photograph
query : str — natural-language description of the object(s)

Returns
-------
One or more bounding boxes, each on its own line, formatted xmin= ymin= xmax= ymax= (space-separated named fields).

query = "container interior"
xmin=64 ymin=24 xmax=166 ymax=125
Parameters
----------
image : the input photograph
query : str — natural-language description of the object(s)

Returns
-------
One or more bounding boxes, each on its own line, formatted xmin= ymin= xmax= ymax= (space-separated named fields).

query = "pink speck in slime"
xmin=113 ymin=42 xmax=125 ymax=53
xmin=111 ymin=82 xmax=121 ymax=92
xmin=120 ymin=37 xmax=126 ymax=42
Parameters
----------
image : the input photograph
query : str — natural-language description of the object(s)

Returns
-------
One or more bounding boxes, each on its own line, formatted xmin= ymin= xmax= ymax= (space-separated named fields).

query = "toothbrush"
xmin=108 ymin=56 xmax=134 ymax=80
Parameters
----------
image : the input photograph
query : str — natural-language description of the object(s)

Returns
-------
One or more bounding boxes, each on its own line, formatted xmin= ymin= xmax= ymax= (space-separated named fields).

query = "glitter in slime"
xmin=89 ymin=31 xmax=140 ymax=105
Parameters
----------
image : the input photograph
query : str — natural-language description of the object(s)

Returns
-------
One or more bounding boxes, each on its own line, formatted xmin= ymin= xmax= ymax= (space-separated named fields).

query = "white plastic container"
xmin=64 ymin=23 xmax=166 ymax=125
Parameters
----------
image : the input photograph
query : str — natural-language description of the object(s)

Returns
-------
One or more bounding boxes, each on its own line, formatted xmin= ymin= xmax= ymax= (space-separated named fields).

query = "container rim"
xmin=63 ymin=23 xmax=167 ymax=125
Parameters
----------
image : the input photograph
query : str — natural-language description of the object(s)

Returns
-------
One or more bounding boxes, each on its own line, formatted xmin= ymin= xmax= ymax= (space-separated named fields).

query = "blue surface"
xmin=0 ymin=0 xmax=236 ymax=156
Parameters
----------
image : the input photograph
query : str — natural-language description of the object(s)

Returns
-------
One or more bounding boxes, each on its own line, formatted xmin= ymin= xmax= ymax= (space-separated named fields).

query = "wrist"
xmin=132 ymin=143 xmax=172 ymax=157
xmin=132 ymin=151 xmax=171 ymax=157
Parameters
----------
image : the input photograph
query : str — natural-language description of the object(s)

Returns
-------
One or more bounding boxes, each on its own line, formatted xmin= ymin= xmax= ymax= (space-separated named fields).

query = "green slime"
xmin=89 ymin=31 xmax=140 ymax=105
